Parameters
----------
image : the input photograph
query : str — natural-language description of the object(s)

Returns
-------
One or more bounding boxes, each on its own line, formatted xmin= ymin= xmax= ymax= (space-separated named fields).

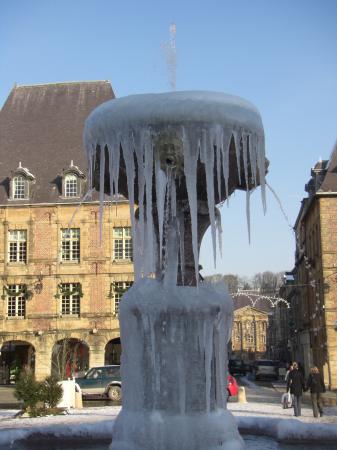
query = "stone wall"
xmin=0 ymin=201 xmax=133 ymax=381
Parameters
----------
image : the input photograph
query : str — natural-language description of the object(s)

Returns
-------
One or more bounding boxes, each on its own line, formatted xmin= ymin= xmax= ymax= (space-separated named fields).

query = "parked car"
xmin=227 ymin=374 xmax=239 ymax=398
xmin=253 ymin=360 xmax=278 ymax=381
xmin=228 ymin=359 xmax=247 ymax=376
xmin=75 ymin=365 xmax=122 ymax=401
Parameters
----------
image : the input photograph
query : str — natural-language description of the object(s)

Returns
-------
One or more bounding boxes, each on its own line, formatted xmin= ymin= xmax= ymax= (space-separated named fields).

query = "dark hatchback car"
xmin=75 ymin=365 xmax=122 ymax=401
xmin=228 ymin=359 xmax=247 ymax=376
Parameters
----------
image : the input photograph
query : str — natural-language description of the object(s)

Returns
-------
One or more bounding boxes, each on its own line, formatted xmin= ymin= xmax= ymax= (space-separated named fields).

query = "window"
xmin=65 ymin=174 xmax=78 ymax=197
xmin=8 ymin=230 xmax=27 ymax=263
xmin=13 ymin=176 xmax=27 ymax=199
xmin=7 ymin=284 xmax=26 ymax=318
xmin=113 ymin=281 xmax=133 ymax=315
xmin=245 ymin=334 xmax=254 ymax=344
xmin=60 ymin=283 xmax=81 ymax=316
xmin=113 ymin=227 xmax=132 ymax=260
xmin=61 ymin=228 xmax=80 ymax=262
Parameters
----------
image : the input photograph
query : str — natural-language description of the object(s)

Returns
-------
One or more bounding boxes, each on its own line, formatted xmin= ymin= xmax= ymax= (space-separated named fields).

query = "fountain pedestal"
xmin=112 ymin=278 xmax=244 ymax=450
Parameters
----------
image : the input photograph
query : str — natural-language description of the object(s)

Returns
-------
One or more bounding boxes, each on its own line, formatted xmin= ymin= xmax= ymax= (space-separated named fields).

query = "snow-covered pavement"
xmin=0 ymin=401 xmax=337 ymax=448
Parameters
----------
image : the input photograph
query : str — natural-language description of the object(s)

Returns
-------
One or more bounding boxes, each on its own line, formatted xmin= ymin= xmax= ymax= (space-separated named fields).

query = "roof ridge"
xmin=16 ymin=80 xmax=111 ymax=89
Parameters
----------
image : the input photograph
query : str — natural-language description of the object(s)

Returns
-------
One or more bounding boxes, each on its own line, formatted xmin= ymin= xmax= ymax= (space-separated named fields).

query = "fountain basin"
xmin=2 ymin=431 xmax=337 ymax=450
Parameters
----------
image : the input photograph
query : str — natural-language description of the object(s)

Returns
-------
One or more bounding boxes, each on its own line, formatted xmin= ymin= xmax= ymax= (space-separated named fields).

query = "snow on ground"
xmin=0 ymin=403 xmax=337 ymax=447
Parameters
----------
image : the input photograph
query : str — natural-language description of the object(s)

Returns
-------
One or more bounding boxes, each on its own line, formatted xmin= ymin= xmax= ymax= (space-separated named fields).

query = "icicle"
xmin=144 ymin=129 xmax=154 ymax=276
xmin=233 ymin=130 xmax=241 ymax=185
xmin=257 ymin=134 xmax=267 ymax=214
xmin=203 ymin=128 xmax=217 ymax=268
xmin=215 ymin=127 xmax=222 ymax=203
xmin=182 ymin=126 xmax=199 ymax=285
xmin=163 ymin=220 xmax=179 ymax=287
xmin=133 ymin=218 xmax=142 ymax=280
xmin=111 ymin=132 xmax=121 ymax=199
xmin=242 ymin=133 xmax=249 ymax=190
xmin=135 ymin=130 xmax=146 ymax=271
xmin=68 ymin=188 xmax=94 ymax=229
xmin=178 ymin=212 xmax=185 ymax=285
xmin=170 ymin=172 xmax=177 ymax=219
xmin=155 ymin=152 xmax=167 ymax=274
xmin=203 ymin=318 xmax=213 ymax=413
xmin=177 ymin=351 xmax=186 ymax=414
xmin=215 ymin=209 xmax=222 ymax=258
xmin=246 ymin=189 xmax=251 ymax=243
xmin=248 ymin=134 xmax=257 ymax=187
xmin=86 ymin=141 xmax=95 ymax=192
xmin=221 ymin=130 xmax=231 ymax=206
xmin=122 ymin=134 xmax=138 ymax=277
xmin=99 ymin=145 xmax=105 ymax=242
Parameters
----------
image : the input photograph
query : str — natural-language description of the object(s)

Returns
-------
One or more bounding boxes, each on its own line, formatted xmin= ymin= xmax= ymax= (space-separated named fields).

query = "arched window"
xmin=13 ymin=176 xmax=28 ymax=199
xmin=64 ymin=174 xmax=78 ymax=197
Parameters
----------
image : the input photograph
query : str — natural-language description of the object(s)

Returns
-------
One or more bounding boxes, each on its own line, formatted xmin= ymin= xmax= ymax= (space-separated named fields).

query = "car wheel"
xmin=108 ymin=385 xmax=122 ymax=401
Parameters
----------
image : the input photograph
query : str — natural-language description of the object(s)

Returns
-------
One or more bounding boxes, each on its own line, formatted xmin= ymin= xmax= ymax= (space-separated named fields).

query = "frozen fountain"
xmin=84 ymin=91 xmax=267 ymax=450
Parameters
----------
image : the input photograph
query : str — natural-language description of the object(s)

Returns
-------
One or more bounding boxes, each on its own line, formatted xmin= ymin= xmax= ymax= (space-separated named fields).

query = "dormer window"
xmin=62 ymin=161 xmax=85 ymax=199
xmin=65 ymin=174 xmax=78 ymax=197
xmin=10 ymin=163 xmax=35 ymax=201
xmin=13 ymin=176 xmax=28 ymax=199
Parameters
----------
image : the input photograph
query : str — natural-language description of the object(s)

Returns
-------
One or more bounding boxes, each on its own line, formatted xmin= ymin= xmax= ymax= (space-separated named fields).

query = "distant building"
xmin=231 ymin=305 xmax=270 ymax=361
xmin=0 ymin=81 xmax=134 ymax=382
xmin=285 ymin=147 xmax=337 ymax=388
xmin=230 ymin=291 xmax=291 ymax=362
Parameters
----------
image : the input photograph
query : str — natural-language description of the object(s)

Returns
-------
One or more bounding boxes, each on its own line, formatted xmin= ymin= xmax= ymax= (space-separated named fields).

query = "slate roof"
xmin=0 ymin=81 xmax=114 ymax=205
xmin=319 ymin=142 xmax=337 ymax=192
xmin=233 ymin=294 xmax=273 ymax=312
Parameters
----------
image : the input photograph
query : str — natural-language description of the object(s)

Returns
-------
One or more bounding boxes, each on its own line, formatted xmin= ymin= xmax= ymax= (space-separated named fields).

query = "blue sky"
xmin=1 ymin=0 xmax=336 ymax=277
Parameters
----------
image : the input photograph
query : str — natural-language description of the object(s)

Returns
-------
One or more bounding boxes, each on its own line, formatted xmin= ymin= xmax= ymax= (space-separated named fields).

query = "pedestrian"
xmin=297 ymin=362 xmax=305 ymax=377
xmin=307 ymin=366 xmax=326 ymax=418
xmin=286 ymin=361 xmax=305 ymax=417
xmin=285 ymin=364 xmax=293 ymax=383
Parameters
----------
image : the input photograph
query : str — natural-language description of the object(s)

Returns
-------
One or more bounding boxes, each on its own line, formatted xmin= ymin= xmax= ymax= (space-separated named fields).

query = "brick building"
xmin=286 ymin=146 xmax=337 ymax=388
xmin=0 ymin=81 xmax=134 ymax=382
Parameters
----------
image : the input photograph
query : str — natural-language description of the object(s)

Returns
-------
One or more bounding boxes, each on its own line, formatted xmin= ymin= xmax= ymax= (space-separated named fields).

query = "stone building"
xmin=0 ymin=81 xmax=134 ymax=382
xmin=231 ymin=305 xmax=270 ymax=361
xmin=285 ymin=147 xmax=337 ymax=388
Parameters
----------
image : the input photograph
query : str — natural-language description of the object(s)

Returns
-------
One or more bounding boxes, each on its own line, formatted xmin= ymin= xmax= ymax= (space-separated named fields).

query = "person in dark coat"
xmin=286 ymin=361 xmax=305 ymax=416
xmin=307 ymin=366 xmax=326 ymax=418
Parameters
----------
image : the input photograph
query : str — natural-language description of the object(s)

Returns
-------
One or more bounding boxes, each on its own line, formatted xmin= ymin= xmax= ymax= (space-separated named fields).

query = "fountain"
xmin=84 ymin=90 xmax=267 ymax=450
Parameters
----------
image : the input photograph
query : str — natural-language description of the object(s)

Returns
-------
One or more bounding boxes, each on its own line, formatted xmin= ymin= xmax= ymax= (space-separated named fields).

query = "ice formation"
xmin=84 ymin=91 xmax=266 ymax=285
xmin=113 ymin=278 xmax=244 ymax=450
xmin=83 ymin=90 xmax=266 ymax=450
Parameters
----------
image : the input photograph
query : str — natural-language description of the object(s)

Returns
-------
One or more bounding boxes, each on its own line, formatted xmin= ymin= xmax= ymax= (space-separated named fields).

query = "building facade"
xmin=231 ymin=306 xmax=269 ymax=361
xmin=285 ymin=149 xmax=337 ymax=388
xmin=0 ymin=81 xmax=134 ymax=382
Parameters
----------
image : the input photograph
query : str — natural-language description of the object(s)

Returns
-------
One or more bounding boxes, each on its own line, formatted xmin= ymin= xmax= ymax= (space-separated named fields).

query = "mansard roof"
xmin=319 ymin=142 xmax=337 ymax=193
xmin=0 ymin=81 xmax=114 ymax=205
xmin=233 ymin=294 xmax=273 ymax=312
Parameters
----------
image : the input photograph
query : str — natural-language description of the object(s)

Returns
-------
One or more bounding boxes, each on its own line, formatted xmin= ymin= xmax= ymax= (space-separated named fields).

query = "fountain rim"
xmin=84 ymin=90 xmax=264 ymax=141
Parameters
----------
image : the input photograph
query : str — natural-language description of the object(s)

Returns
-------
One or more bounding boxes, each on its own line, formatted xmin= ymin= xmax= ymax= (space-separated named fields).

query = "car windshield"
xmin=103 ymin=367 xmax=120 ymax=377
xmin=86 ymin=368 xmax=103 ymax=379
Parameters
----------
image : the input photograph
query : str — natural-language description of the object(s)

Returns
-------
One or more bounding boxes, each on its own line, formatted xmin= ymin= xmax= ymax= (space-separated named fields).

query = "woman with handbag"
xmin=286 ymin=362 xmax=305 ymax=416
xmin=307 ymin=366 xmax=326 ymax=418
